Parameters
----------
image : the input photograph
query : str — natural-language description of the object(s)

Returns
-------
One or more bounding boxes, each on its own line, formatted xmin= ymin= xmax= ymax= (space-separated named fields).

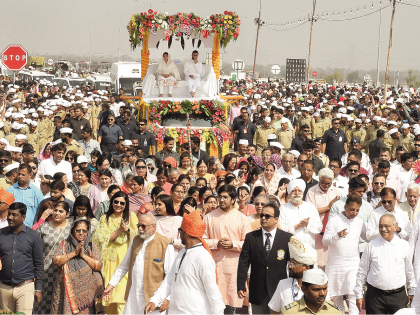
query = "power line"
xmin=262 ymin=20 xmax=310 ymax=32
xmin=318 ymin=4 xmax=390 ymax=22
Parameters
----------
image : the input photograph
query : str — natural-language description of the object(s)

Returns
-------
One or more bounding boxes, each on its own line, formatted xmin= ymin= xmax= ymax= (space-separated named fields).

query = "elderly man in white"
xmin=355 ymin=213 xmax=415 ymax=314
xmin=366 ymin=187 xmax=411 ymax=241
xmin=323 ymin=195 xmax=367 ymax=315
xmin=278 ymin=178 xmax=323 ymax=248
xmin=278 ymin=152 xmax=301 ymax=180
xmin=183 ymin=50 xmax=202 ymax=97
xmin=399 ymin=183 xmax=420 ymax=223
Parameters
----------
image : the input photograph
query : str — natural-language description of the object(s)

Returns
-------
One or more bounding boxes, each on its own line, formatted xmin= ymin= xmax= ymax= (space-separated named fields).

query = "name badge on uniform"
xmin=339 ymin=136 xmax=342 ymax=142
xmin=243 ymin=128 xmax=247 ymax=134
xmin=144 ymin=140 xmax=147 ymax=146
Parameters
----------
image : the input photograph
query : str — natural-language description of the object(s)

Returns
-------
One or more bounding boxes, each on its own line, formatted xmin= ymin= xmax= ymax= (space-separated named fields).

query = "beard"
xmin=139 ymin=230 xmax=153 ymax=239
xmin=290 ymin=195 xmax=303 ymax=204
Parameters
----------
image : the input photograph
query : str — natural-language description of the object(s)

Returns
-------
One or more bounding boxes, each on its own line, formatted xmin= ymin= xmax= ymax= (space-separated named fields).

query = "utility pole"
xmin=384 ymin=0 xmax=397 ymax=101
xmin=376 ymin=7 xmax=382 ymax=87
xmin=306 ymin=0 xmax=317 ymax=85
xmin=252 ymin=0 xmax=262 ymax=81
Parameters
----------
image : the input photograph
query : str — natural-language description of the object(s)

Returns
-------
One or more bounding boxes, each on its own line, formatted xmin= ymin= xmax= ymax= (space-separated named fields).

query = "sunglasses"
xmin=164 ymin=164 xmax=171 ymax=168
xmin=113 ymin=200 xmax=126 ymax=206
xmin=373 ymin=182 xmax=385 ymax=186
xmin=414 ymin=144 xmax=420 ymax=147
xmin=137 ymin=223 xmax=154 ymax=229
xmin=348 ymin=169 xmax=359 ymax=173
xmin=136 ymin=165 xmax=146 ymax=169
xmin=255 ymin=202 xmax=267 ymax=206
xmin=0 ymin=159 xmax=9 ymax=163
xmin=381 ymin=200 xmax=394 ymax=205
xmin=139 ymin=124 xmax=146 ymax=126
xmin=75 ymin=229 xmax=88 ymax=234
xmin=260 ymin=214 xmax=275 ymax=219
xmin=148 ymin=167 xmax=155 ymax=172
xmin=31 ymin=166 xmax=37 ymax=170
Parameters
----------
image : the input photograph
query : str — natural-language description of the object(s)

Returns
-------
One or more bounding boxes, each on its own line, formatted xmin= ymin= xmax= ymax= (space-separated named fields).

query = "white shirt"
xmin=150 ymin=244 xmax=225 ymax=315
xmin=399 ymin=166 xmax=417 ymax=200
xmin=109 ymin=233 xmax=175 ymax=314
xmin=278 ymin=167 xmax=301 ymax=181
xmin=354 ymin=236 xmax=415 ymax=299
xmin=38 ymin=157 xmax=73 ymax=182
xmin=332 ymin=176 xmax=349 ymax=198
xmin=262 ymin=227 xmax=276 ymax=245
xmin=279 ymin=201 xmax=323 ymax=248
xmin=183 ymin=59 xmax=203 ymax=78
xmin=341 ymin=152 xmax=371 ymax=170
xmin=268 ymin=278 xmax=303 ymax=312
xmin=366 ymin=206 xmax=411 ymax=241
xmin=0 ymin=216 xmax=8 ymax=229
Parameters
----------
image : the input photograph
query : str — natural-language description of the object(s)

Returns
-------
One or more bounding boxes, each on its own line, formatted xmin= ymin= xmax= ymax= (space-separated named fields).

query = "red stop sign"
xmin=2 ymin=45 xmax=28 ymax=71
xmin=312 ymin=71 xmax=318 ymax=77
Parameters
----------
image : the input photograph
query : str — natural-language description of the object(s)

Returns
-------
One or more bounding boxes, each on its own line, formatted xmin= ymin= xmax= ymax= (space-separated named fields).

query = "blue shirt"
xmin=0 ymin=225 xmax=44 ymax=290
xmin=7 ymin=183 xmax=44 ymax=228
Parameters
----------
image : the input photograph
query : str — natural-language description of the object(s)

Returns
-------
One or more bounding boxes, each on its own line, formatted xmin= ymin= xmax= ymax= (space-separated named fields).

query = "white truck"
xmin=87 ymin=74 xmax=113 ymax=91
xmin=110 ymin=62 xmax=142 ymax=96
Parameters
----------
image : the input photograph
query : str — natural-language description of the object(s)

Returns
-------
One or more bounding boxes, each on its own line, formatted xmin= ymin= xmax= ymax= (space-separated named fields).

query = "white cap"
xmin=3 ymin=163 xmax=19 ymax=174
xmin=122 ymin=140 xmax=133 ymax=146
xmin=302 ymin=269 xmax=328 ymax=286
xmin=402 ymin=123 xmax=410 ymax=129
xmin=388 ymin=128 xmax=398 ymax=135
xmin=264 ymin=117 xmax=272 ymax=123
xmin=387 ymin=121 xmax=397 ymax=126
xmin=365 ymin=119 xmax=371 ymax=123
xmin=360 ymin=113 xmax=366 ymax=118
xmin=347 ymin=116 xmax=354 ymax=121
xmin=77 ymin=155 xmax=89 ymax=164
xmin=301 ymin=107 xmax=309 ymax=111
xmin=16 ymin=134 xmax=27 ymax=140
xmin=289 ymin=150 xmax=300 ymax=158
xmin=280 ymin=118 xmax=289 ymax=124
xmin=314 ymin=112 xmax=320 ymax=117
xmin=355 ymin=119 xmax=362 ymax=123
xmin=270 ymin=141 xmax=284 ymax=150
xmin=347 ymin=106 xmax=354 ymax=111
xmin=238 ymin=139 xmax=249 ymax=145
xmin=11 ymin=122 xmax=21 ymax=130
xmin=267 ymin=134 xmax=277 ymax=140
xmin=6 ymin=146 xmax=22 ymax=153
xmin=381 ymin=118 xmax=387 ymax=123
xmin=373 ymin=116 xmax=381 ymax=121
xmin=60 ymin=127 xmax=73 ymax=134
xmin=0 ymin=138 xmax=9 ymax=145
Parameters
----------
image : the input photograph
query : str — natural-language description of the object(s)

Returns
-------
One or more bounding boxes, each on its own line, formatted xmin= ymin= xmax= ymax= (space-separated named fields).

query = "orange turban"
xmin=181 ymin=210 xmax=214 ymax=260
xmin=216 ymin=170 xmax=227 ymax=178
xmin=0 ymin=188 xmax=14 ymax=206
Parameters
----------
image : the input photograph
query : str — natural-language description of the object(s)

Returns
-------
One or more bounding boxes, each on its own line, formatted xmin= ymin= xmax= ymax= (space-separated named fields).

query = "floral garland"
xmin=148 ymin=99 xmax=226 ymax=125
xmin=127 ymin=10 xmax=241 ymax=50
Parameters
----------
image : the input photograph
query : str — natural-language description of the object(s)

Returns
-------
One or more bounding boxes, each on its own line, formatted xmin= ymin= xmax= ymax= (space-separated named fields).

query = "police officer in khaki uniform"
xmin=388 ymin=128 xmax=400 ymax=158
xmin=399 ymin=123 xmax=414 ymax=153
xmin=26 ymin=121 xmax=40 ymax=156
xmin=320 ymin=108 xmax=331 ymax=131
xmin=345 ymin=116 xmax=355 ymax=144
xmin=277 ymin=118 xmax=293 ymax=151
xmin=352 ymin=119 xmax=366 ymax=144
xmin=254 ymin=117 xmax=276 ymax=155
xmin=280 ymin=269 xmax=341 ymax=315
xmin=299 ymin=107 xmax=313 ymax=130
xmin=60 ymin=127 xmax=83 ymax=155
xmin=363 ymin=116 xmax=390 ymax=149
xmin=311 ymin=113 xmax=324 ymax=140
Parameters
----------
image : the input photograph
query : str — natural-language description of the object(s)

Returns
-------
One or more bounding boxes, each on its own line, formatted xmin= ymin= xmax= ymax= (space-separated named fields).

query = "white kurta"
xmin=183 ymin=59 xmax=202 ymax=93
xmin=108 ymin=233 xmax=175 ymax=315
xmin=149 ymin=244 xmax=225 ymax=315
xmin=278 ymin=201 xmax=323 ymax=248
xmin=322 ymin=213 xmax=366 ymax=296
xmin=409 ymin=215 xmax=420 ymax=283
xmin=366 ymin=205 xmax=411 ymax=241
xmin=38 ymin=157 xmax=73 ymax=182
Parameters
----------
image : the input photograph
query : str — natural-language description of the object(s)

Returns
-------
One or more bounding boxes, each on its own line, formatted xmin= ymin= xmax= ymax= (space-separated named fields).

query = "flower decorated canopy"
xmin=127 ymin=10 xmax=241 ymax=50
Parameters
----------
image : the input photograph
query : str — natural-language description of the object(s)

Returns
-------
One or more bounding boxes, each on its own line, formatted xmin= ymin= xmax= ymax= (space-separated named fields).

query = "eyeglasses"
xmin=113 ymin=200 xmax=126 ymax=206
xmin=108 ymin=119 xmax=114 ymax=121
xmin=415 ymin=144 xmax=420 ymax=147
xmin=72 ymin=169 xmax=79 ymax=173
xmin=148 ymin=167 xmax=155 ymax=172
xmin=381 ymin=200 xmax=394 ymax=205
xmin=0 ymin=159 xmax=9 ymax=163
xmin=333 ymin=122 xmax=340 ymax=125
xmin=260 ymin=213 xmax=275 ymax=219
xmin=75 ymin=229 xmax=88 ymax=234
xmin=329 ymin=165 xmax=338 ymax=169
xmin=287 ymin=261 xmax=303 ymax=268
xmin=255 ymin=202 xmax=267 ymax=206
xmin=164 ymin=164 xmax=171 ymax=168
xmin=137 ymin=223 xmax=154 ymax=229
xmin=30 ymin=166 xmax=37 ymax=170
xmin=139 ymin=124 xmax=146 ymax=126
xmin=136 ymin=166 xmax=146 ymax=169
xmin=348 ymin=169 xmax=359 ymax=173
xmin=302 ymin=130 xmax=310 ymax=133
xmin=373 ymin=182 xmax=385 ymax=186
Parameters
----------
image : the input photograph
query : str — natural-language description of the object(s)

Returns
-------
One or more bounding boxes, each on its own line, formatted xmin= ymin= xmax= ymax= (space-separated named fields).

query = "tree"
xmin=347 ymin=71 xmax=361 ymax=83
xmin=406 ymin=69 xmax=420 ymax=88
xmin=324 ymin=71 xmax=343 ymax=85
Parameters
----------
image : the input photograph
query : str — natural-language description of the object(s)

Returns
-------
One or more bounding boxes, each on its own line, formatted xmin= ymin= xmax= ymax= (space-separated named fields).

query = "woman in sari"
xmin=138 ymin=186 xmax=164 ymax=215
xmin=246 ymin=167 xmax=263 ymax=192
xmin=156 ymin=52 xmax=181 ymax=97
xmin=171 ymin=183 xmax=185 ymax=213
xmin=33 ymin=201 xmax=72 ymax=314
xmin=37 ymin=142 xmax=53 ymax=161
xmin=68 ymin=167 xmax=93 ymax=198
xmin=128 ymin=176 xmax=151 ymax=214
xmin=178 ymin=152 xmax=194 ymax=175
xmin=91 ymin=155 xmax=123 ymax=186
xmin=154 ymin=194 xmax=183 ymax=254
xmin=251 ymin=163 xmax=280 ymax=195
xmin=135 ymin=158 xmax=156 ymax=188
xmin=92 ymin=191 xmax=138 ymax=315
xmin=88 ymin=169 xmax=112 ymax=214
xmin=73 ymin=195 xmax=99 ymax=233
xmin=51 ymin=218 xmax=104 ymax=314
xmin=120 ymin=172 xmax=134 ymax=194
xmin=95 ymin=185 xmax=121 ymax=220
xmin=145 ymin=167 xmax=172 ymax=195
xmin=195 ymin=159 xmax=217 ymax=190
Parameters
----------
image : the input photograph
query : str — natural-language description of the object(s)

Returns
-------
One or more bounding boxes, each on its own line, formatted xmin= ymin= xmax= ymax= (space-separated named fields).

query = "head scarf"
xmin=164 ymin=157 xmax=178 ymax=169
xmin=157 ymin=53 xmax=181 ymax=80
xmin=288 ymin=236 xmax=317 ymax=266
xmin=181 ymin=210 xmax=213 ymax=260
xmin=216 ymin=170 xmax=227 ymax=178
xmin=135 ymin=158 xmax=156 ymax=186
xmin=145 ymin=158 xmax=157 ymax=175
xmin=251 ymin=155 xmax=264 ymax=169
xmin=252 ymin=163 xmax=280 ymax=195
xmin=235 ymin=158 xmax=249 ymax=170
xmin=37 ymin=141 xmax=54 ymax=161
xmin=270 ymin=154 xmax=282 ymax=169
xmin=66 ymin=218 xmax=93 ymax=272
xmin=287 ymin=178 xmax=306 ymax=194
xmin=0 ymin=188 xmax=14 ymax=205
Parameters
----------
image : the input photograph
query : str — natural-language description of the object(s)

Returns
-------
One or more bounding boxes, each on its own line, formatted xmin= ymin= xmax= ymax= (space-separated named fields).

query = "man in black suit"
xmin=237 ymin=201 xmax=293 ymax=314
xmin=369 ymin=129 xmax=387 ymax=161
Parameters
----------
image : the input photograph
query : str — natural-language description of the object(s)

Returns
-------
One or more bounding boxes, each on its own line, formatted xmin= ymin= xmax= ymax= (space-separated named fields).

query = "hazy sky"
xmin=1 ymin=0 xmax=419 ymax=73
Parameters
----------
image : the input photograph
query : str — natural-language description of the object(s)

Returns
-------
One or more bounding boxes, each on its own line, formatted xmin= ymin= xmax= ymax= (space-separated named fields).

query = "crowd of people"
xmin=2 ymin=71 xmax=420 ymax=315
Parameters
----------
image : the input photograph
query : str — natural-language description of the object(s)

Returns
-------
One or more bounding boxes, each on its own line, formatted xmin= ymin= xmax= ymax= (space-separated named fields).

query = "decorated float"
xmin=122 ymin=9 xmax=243 ymax=157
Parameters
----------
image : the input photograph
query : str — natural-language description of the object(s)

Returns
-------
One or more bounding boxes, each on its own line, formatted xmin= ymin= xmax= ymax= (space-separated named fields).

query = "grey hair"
xmin=168 ymin=168 xmax=180 ymax=176
xmin=407 ymin=183 xmax=420 ymax=193
xmin=282 ymin=152 xmax=294 ymax=160
xmin=125 ymin=172 xmax=135 ymax=180
xmin=255 ymin=195 xmax=270 ymax=204
xmin=318 ymin=168 xmax=334 ymax=180
xmin=380 ymin=213 xmax=397 ymax=225
xmin=139 ymin=212 xmax=157 ymax=225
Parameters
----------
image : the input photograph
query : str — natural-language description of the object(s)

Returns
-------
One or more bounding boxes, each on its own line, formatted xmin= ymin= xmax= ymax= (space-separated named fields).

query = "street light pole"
xmin=306 ymin=0 xmax=317 ymax=85
xmin=376 ymin=7 xmax=382 ymax=87
xmin=252 ymin=0 xmax=262 ymax=81
xmin=384 ymin=0 xmax=397 ymax=101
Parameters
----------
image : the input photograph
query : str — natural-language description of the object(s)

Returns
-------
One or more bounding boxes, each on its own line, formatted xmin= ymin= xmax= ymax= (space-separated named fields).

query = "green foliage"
xmin=406 ymin=69 xmax=420 ymax=88
xmin=323 ymin=71 xmax=343 ymax=85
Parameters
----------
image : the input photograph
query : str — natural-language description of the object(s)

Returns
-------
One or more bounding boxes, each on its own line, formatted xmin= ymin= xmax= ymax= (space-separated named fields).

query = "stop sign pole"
xmin=2 ymin=45 xmax=28 ymax=81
